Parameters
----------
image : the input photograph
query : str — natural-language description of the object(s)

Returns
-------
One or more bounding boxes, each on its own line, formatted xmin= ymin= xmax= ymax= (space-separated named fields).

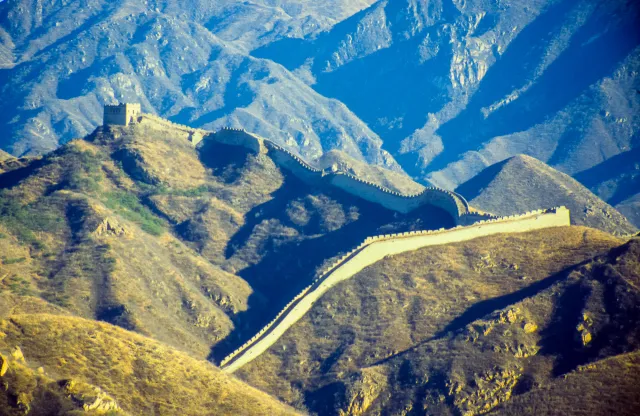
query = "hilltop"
xmin=1 ymin=116 xmax=638 ymax=414
xmin=0 ymin=149 xmax=12 ymax=161
xmin=1 ymin=0 xmax=639 ymax=202
xmin=455 ymin=154 xmax=637 ymax=235
xmin=236 ymin=227 xmax=640 ymax=415
xmin=574 ymin=147 xmax=640 ymax=228
xmin=0 ymin=0 xmax=396 ymax=174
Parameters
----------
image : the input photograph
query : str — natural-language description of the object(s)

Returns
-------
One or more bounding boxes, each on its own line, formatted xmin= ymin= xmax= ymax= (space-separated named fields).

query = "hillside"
xmin=256 ymin=0 xmax=640 ymax=189
xmin=574 ymin=146 xmax=640 ymax=228
xmin=235 ymin=227 xmax=640 ymax=415
xmin=455 ymin=154 xmax=637 ymax=235
xmin=0 ymin=311 xmax=300 ymax=415
xmin=0 ymin=149 xmax=12 ymax=161
xmin=0 ymin=0 xmax=397 ymax=172
xmin=492 ymin=351 xmax=640 ymax=415
xmin=1 ymin=0 xmax=639 ymax=198
xmin=0 ymin=119 xmax=456 ymax=366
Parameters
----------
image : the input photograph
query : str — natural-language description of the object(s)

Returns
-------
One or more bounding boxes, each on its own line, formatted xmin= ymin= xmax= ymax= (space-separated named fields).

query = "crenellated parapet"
xmin=124 ymin=111 xmax=470 ymax=221
xmin=211 ymin=127 xmax=267 ymax=154
xmin=219 ymin=207 xmax=571 ymax=372
xmin=137 ymin=113 xmax=208 ymax=146
xmin=261 ymin=139 xmax=469 ymax=221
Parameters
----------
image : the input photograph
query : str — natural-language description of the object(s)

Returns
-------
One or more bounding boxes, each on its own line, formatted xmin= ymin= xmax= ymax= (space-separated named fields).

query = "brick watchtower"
xmin=103 ymin=103 xmax=141 ymax=126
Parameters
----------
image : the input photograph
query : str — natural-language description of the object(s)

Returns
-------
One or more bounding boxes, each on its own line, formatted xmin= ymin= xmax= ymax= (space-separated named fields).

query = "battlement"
xmin=103 ymin=103 xmax=141 ymax=126
xmin=108 ymin=111 xmax=470 ymax=220
xmin=219 ymin=206 xmax=571 ymax=372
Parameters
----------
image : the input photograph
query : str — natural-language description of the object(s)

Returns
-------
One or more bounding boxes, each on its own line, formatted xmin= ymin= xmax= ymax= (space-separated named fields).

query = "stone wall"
xmin=104 ymin=103 xmax=141 ymax=126
xmin=137 ymin=114 xmax=208 ymax=146
xmin=219 ymin=207 xmax=571 ymax=373
xmin=116 ymin=111 xmax=469 ymax=221
xmin=211 ymin=128 xmax=267 ymax=154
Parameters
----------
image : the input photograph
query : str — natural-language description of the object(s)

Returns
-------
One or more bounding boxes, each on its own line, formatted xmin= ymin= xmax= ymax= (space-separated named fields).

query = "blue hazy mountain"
xmin=255 ymin=0 xmax=640 ymax=192
xmin=1 ymin=0 xmax=639 ymax=217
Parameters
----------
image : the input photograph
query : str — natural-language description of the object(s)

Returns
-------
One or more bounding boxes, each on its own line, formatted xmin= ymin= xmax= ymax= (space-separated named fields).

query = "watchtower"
xmin=103 ymin=103 xmax=141 ymax=126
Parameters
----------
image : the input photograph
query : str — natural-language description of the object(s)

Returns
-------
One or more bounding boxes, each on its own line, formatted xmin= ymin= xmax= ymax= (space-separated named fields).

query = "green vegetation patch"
xmin=1 ymin=275 xmax=33 ymax=297
xmin=152 ymin=184 xmax=216 ymax=197
xmin=103 ymin=191 xmax=165 ymax=236
xmin=63 ymin=147 xmax=104 ymax=193
xmin=2 ymin=257 xmax=26 ymax=265
xmin=0 ymin=191 xmax=64 ymax=245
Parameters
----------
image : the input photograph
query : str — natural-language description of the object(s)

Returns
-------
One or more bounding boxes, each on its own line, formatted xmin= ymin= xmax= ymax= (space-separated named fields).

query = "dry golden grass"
xmin=237 ymin=227 xmax=632 ymax=414
xmin=0 ymin=314 xmax=300 ymax=415
xmin=492 ymin=351 xmax=640 ymax=415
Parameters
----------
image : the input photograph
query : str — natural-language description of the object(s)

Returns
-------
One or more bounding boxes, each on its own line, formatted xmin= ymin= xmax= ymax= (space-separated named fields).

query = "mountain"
xmin=0 ymin=118 xmax=452 ymax=374
xmin=256 ymin=0 xmax=640 ymax=189
xmin=455 ymin=154 xmax=637 ymax=235
xmin=0 ymin=310 xmax=300 ymax=415
xmin=235 ymin=228 xmax=640 ymax=415
xmin=574 ymin=146 xmax=640 ymax=227
xmin=1 ymin=118 xmax=639 ymax=414
xmin=0 ymin=0 xmax=400 ymax=172
xmin=492 ymin=351 xmax=640 ymax=416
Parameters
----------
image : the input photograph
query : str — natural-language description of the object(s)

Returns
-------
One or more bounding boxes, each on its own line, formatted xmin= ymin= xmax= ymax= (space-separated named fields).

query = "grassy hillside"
xmin=491 ymin=351 xmax=640 ymax=415
xmin=0 ymin=120 xmax=450 ymax=373
xmin=237 ymin=227 xmax=640 ymax=415
xmin=456 ymin=154 xmax=637 ymax=235
xmin=0 ymin=149 xmax=13 ymax=161
xmin=0 ymin=312 xmax=300 ymax=415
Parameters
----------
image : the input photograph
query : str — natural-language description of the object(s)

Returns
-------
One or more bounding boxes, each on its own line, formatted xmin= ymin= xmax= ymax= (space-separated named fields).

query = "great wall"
xmin=218 ymin=207 xmax=571 ymax=372
xmin=104 ymin=108 xmax=573 ymax=373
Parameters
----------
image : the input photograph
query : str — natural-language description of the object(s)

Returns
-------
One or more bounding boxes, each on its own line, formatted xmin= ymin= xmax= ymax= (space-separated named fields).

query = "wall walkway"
xmin=219 ymin=207 xmax=571 ymax=373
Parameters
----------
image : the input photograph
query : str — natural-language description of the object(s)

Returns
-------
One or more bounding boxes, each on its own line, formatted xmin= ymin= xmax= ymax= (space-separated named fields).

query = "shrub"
xmin=103 ymin=191 xmax=165 ymax=236
xmin=2 ymin=257 xmax=26 ymax=265
xmin=0 ymin=191 xmax=64 ymax=245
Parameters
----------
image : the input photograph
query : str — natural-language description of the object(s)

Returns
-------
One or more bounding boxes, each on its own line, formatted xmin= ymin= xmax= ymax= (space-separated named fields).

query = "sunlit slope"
xmin=0 ymin=313 xmax=300 ymax=415
xmin=456 ymin=154 xmax=637 ymax=235
xmin=237 ymin=228 xmax=640 ymax=415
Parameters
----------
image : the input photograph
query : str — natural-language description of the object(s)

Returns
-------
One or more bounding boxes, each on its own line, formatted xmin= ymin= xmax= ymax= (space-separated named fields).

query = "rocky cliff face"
xmin=0 ymin=0 xmax=398 ymax=170
xmin=257 ymin=0 xmax=640 ymax=190
xmin=1 ymin=1 xmax=639 ymax=226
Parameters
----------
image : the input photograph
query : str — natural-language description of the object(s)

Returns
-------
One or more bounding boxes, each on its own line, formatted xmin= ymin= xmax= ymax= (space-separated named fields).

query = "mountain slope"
xmin=455 ymin=154 xmax=637 ymax=235
xmin=0 ymin=119 xmax=455 ymax=375
xmin=0 ymin=312 xmax=300 ymax=415
xmin=492 ymin=351 xmax=640 ymax=416
xmin=0 ymin=0 xmax=398 ymax=172
xmin=257 ymin=0 xmax=640 ymax=189
xmin=574 ymin=146 xmax=640 ymax=227
xmin=236 ymin=227 xmax=640 ymax=415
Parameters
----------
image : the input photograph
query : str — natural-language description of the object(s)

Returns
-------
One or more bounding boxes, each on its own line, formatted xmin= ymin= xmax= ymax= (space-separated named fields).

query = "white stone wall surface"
xmin=219 ymin=207 xmax=571 ymax=373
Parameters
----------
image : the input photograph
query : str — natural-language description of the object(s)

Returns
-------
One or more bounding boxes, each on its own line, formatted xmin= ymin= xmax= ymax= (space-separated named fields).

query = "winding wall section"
xmin=219 ymin=207 xmax=571 ymax=373
xmin=129 ymin=114 xmax=473 ymax=222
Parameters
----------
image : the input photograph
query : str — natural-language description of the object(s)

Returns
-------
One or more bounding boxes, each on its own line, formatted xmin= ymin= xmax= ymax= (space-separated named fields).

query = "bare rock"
xmin=94 ymin=217 xmax=132 ymax=238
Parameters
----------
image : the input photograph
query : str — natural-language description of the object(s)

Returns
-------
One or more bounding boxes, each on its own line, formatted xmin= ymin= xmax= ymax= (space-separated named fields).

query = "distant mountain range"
xmin=1 ymin=1 xmax=639 ymax=210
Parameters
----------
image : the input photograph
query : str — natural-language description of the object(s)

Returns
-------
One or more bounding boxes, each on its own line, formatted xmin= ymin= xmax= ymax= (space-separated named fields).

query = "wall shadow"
xmin=209 ymin=168 xmax=455 ymax=361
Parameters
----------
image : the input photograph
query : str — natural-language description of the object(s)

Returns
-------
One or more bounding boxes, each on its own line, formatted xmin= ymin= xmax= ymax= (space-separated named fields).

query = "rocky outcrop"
xmin=93 ymin=218 xmax=132 ymax=238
